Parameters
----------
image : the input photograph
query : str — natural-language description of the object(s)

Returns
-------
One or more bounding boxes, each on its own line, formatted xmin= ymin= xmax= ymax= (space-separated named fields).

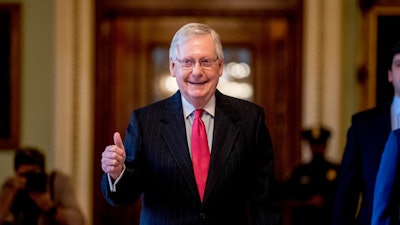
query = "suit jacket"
xmin=333 ymin=103 xmax=392 ymax=225
xmin=101 ymin=90 xmax=282 ymax=225
xmin=372 ymin=129 xmax=400 ymax=225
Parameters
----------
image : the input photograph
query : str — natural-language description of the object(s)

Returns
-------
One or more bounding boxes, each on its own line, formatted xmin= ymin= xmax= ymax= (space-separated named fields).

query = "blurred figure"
xmin=282 ymin=126 xmax=339 ymax=225
xmin=333 ymin=41 xmax=400 ymax=225
xmin=0 ymin=147 xmax=84 ymax=225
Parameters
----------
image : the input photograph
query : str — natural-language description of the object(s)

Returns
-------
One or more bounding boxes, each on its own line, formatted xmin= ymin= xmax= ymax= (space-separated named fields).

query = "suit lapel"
xmin=381 ymin=103 xmax=392 ymax=132
xmin=160 ymin=91 xmax=199 ymax=199
xmin=203 ymin=91 xmax=239 ymax=202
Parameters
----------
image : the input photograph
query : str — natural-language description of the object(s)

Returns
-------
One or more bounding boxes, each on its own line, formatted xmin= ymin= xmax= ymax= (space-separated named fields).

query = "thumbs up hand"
xmin=101 ymin=132 xmax=126 ymax=180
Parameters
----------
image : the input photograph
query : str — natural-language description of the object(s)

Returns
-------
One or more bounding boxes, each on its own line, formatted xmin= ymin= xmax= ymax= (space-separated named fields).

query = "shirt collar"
xmin=182 ymin=95 xmax=216 ymax=118
xmin=393 ymin=96 xmax=400 ymax=115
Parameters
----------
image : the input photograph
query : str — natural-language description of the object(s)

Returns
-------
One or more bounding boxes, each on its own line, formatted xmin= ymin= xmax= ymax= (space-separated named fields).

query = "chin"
xmin=188 ymin=90 xmax=208 ymax=98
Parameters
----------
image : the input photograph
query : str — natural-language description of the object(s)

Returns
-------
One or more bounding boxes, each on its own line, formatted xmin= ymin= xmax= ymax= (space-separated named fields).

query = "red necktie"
xmin=191 ymin=109 xmax=210 ymax=202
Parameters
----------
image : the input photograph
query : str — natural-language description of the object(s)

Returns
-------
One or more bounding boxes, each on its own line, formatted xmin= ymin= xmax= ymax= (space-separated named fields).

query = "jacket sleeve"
xmin=332 ymin=120 xmax=363 ymax=225
xmin=101 ymin=110 xmax=145 ymax=206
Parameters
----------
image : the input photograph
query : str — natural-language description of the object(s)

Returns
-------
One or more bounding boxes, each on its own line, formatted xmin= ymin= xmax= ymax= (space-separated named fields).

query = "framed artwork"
xmin=0 ymin=3 xmax=20 ymax=148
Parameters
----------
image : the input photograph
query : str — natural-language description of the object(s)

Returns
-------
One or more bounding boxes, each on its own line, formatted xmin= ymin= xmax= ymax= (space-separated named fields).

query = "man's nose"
xmin=192 ymin=61 xmax=202 ymax=74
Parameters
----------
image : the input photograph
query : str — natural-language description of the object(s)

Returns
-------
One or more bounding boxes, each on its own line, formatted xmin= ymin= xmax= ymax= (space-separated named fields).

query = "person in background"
xmin=333 ymin=41 xmax=400 ymax=225
xmin=282 ymin=126 xmax=339 ymax=225
xmin=0 ymin=147 xmax=84 ymax=225
xmin=100 ymin=22 xmax=282 ymax=225
xmin=372 ymin=42 xmax=400 ymax=225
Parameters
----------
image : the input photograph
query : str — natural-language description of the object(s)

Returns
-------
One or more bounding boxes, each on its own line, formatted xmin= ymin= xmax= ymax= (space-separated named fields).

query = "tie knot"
xmin=194 ymin=109 xmax=205 ymax=120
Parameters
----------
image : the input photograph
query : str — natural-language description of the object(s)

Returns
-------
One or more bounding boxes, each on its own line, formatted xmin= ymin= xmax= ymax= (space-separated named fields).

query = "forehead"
xmin=177 ymin=34 xmax=216 ymax=57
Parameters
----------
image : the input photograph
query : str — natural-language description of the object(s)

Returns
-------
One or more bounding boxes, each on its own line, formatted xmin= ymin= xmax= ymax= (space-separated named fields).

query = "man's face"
xmin=169 ymin=34 xmax=223 ymax=108
xmin=14 ymin=164 xmax=42 ymax=190
xmin=389 ymin=53 xmax=400 ymax=97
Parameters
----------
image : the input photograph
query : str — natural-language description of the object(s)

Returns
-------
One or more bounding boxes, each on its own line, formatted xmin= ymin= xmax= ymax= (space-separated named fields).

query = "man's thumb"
xmin=113 ymin=132 xmax=124 ymax=149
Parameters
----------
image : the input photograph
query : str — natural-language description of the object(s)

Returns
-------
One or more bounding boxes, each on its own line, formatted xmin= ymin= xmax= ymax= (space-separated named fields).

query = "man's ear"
xmin=389 ymin=69 xmax=393 ymax=83
xmin=218 ymin=60 xmax=224 ymax=77
xmin=169 ymin=59 xmax=176 ymax=77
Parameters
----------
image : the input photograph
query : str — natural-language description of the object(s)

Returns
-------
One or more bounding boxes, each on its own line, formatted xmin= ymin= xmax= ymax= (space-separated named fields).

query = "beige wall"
xmin=301 ymin=0 xmax=363 ymax=164
xmin=340 ymin=0 xmax=363 ymax=156
xmin=0 ymin=0 xmax=94 ymax=224
xmin=0 ymin=0 xmax=55 ymax=184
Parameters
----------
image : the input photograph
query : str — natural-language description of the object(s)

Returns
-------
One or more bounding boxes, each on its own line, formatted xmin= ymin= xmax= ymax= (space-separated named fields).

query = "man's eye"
xmin=183 ymin=59 xmax=192 ymax=64
xmin=201 ymin=60 xmax=213 ymax=66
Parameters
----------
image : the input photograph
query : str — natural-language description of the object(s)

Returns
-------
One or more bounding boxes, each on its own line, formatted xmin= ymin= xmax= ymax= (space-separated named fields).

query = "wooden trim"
xmin=98 ymin=0 xmax=301 ymax=17
xmin=0 ymin=4 xmax=20 ymax=148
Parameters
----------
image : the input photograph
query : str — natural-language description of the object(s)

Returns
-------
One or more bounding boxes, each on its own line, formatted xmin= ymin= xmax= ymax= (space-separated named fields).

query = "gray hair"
xmin=169 ymin=23 xmax=224 ymax=60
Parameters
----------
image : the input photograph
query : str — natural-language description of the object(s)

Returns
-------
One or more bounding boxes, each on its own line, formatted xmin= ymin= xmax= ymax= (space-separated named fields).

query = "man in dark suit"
xmin=372 ymin=42 xmax=400 ymax=225
xmin=100 ymin=23 xmax=282 ymax=225
xmin=333 ymin=41 xmax=400 ymax=225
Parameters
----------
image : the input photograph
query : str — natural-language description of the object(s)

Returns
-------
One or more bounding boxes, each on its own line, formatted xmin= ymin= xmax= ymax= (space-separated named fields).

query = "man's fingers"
xmin=113 ymin=132 xmax=124 ymax=150
xmin=102 ymin=146 xmax=125 ymax=163
xmin=101 ymin=151 xmax=123 ymax=174
xmin=100 ymin=132 xmax=126 ymax=176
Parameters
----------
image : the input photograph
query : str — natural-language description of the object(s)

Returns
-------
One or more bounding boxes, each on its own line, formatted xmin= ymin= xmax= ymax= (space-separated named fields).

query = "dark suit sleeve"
xmin=248 ymin=108 xmax=282 ymax=225
xmin=333 ymin=120 xmax=362 ymax=225
xmin=372 ymin=130 xmax=400 ymax=225
xmin=101 ymin=111 xmax=145 ymax=206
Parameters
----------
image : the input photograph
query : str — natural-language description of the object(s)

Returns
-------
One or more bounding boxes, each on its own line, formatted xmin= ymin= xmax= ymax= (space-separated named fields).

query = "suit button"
xmin=199 ymin=213 xmax=206 ymax=225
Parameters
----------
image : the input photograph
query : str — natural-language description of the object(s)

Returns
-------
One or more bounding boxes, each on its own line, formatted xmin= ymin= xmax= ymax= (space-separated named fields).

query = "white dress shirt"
xmin=181 ymin=95 xmax=215 ymax=156
xmin=391 ymin=96 xmax=400 ymax=130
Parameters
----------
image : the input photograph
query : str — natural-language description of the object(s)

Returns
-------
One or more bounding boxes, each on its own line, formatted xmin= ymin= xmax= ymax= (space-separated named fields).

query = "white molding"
xmin=302 ymin=0 xmax=342 ymax=163
xmin=55 ymin=0 xmax=94 ymax=224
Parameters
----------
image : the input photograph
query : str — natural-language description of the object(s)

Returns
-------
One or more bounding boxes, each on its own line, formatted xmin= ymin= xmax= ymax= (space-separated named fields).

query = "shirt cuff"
xmin=107 ymin=164 xmax=126 ymax=192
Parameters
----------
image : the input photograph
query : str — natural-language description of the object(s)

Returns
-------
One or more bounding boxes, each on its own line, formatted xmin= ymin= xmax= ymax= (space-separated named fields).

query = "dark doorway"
xmin=376 ymin=15 xmax=400 ymax=106
xmin=93 ymin=1 xmax=303 ymax=225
